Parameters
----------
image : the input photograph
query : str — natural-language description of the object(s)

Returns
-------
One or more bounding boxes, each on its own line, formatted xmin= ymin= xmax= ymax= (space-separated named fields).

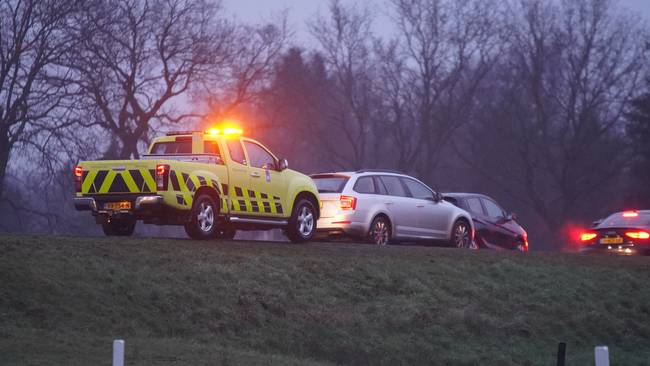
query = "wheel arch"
xmin=370 ymin=212 xmax=393 ymax=236
xmin=293 ymin=191 xmax=320 ymax=219
xmin=450 ymin=214 xmax=474 ymax=241
xmin=193 ymin=186 xmax=222 ymax=212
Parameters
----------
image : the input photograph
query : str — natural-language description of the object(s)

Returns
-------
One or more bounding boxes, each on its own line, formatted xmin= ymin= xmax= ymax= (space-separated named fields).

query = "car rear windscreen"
xmin=311 ymin=175 xmax=349 ymax=193
xmin=600 ymin=212 xmax=650 ymax=227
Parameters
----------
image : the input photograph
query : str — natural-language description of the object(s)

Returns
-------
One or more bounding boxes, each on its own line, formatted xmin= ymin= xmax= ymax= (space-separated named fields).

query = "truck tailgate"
xmin=79 ymin=160 xmax=158 ymax=194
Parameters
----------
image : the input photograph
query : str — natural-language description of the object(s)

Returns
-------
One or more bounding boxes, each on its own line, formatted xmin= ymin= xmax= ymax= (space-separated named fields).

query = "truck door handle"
xmin=416 ymin=204 xmax=424 ymax=208
xmin=250 ymin=172 xmax=260 ymax=178
xmin=385 ymin=202 xmax=393 ymax=205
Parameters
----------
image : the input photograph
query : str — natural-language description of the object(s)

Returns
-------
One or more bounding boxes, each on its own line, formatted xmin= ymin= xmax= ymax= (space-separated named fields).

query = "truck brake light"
xmin=74 ymin=166 xmax=83 ymax=192
xmin=340 ymin=195 xmax=357 ymax=210
xmin=156 ymin=164 xmax=170 ymax=191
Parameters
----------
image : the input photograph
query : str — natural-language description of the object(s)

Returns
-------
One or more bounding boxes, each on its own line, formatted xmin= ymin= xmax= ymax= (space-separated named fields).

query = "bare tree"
xmin=195 ymin=13 xmax=290 ymax=126
xmin=308 ymin=0 xmax=379 ymax=169
xmin=384 ymin=0 xmax=504 ymax=181
xmin=66 ymin=0 xmax=233 ymax=159
xmin=458 ymin=0 xmax=647 ymax=246
xmin=0 ymin=0 xmax=78 ymax=199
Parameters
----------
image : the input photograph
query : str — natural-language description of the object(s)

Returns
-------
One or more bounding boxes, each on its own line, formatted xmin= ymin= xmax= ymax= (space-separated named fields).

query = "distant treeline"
xmin=1 ymin=0 xmax=649 ymax=248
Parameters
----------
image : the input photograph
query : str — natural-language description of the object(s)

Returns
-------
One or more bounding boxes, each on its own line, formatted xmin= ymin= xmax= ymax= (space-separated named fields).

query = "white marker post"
xmin=113 ymin=339 xmax=125 ymax=366
xmin=594 ymin=346 xmax=609 ymax=366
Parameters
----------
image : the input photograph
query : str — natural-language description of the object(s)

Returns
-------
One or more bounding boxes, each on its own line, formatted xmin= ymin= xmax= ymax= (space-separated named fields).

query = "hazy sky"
xmin=224 ymin=0 xmax=650 ymax=45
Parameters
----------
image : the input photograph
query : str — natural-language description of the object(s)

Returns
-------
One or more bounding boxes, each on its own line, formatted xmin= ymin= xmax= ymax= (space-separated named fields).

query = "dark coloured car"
xmin=580 ymin=210 xmax=650 ymax=256
xmin=443 ymin=193 xmax=528 ymax=251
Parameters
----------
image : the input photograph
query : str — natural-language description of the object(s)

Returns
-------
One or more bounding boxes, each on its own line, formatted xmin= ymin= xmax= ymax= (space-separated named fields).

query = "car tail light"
xmin=339 ymin=195 xmax=357 ymax=210
xmin=155 ymin=164 xmax=170 ymax=191
xmin=74 ymin=166 xmax=83 ymax=192
xmin=625 ymin=231 xmax=650 ymax=240
xmin=580 ymin=232 xmax=597 ymax=242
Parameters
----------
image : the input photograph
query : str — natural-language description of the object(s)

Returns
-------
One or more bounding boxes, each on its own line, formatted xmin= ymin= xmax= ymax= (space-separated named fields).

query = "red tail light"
xmin=625 ymin=231 xmax=650 ymax=240
xmin=155 ymin=164 xmax=170 ymax=191
xmin=580 ymin=232 xmax=597 ymax=242
xmin=339 ymin=195 xmax=357 ymax=210
xmin=74 ymin=166 xmax=83 ymax=192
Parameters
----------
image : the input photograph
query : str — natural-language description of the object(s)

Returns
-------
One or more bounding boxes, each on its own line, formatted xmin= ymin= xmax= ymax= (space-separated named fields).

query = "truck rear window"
xmin=311 ymin=175 xmax=349 ymax=193
xmin=149 ymin=141 xmax=221 ymax=156
xmin=150 ymin=141 xmax=191 ymax=154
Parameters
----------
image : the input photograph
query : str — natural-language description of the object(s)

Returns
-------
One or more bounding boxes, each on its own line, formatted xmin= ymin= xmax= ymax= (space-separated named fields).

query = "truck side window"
xmin=204 ymin=141 xmax=220 ymax=155
xmin=243 ymin=141 xmax=276 ymax=169
xmin=226 ymin=139 xmax=246 ymax=165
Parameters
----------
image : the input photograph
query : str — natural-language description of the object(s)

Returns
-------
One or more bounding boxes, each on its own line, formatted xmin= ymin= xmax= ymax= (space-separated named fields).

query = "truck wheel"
xmin=215 ymin=228 xmax=236 ymax=240
xmin=102 ymin=218 xmax=136 ymax=236
xmin=184 ymin=194 xmax=219 ymax=240
xmin=286 ymin=199 xmax=317 ymax=243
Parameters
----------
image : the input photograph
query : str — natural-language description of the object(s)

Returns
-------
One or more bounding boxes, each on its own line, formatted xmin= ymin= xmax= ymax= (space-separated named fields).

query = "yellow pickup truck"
xmin=73 ymin=129 xmax=320 ymax=242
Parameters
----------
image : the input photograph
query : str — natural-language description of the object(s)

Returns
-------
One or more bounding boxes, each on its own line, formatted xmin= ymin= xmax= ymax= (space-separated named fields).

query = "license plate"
xmin=105 ymin=201 xmax=131 ymax=210
xmin=600 ymin=237 xmax=623 ymax=245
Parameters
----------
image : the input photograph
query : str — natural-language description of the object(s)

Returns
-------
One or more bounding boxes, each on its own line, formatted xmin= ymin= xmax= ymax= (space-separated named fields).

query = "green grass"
xmin=1 ymin=234 xmax=649 ymax=365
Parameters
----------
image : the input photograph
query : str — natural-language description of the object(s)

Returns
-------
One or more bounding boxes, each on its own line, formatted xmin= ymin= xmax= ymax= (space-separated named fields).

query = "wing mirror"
xmin=506 ymin=212 xmax=518 ymax=221
xmin=428 ymin=192 xmax=443 ymax=202
xmin=278 ymin=158 xmax=289 ymax=171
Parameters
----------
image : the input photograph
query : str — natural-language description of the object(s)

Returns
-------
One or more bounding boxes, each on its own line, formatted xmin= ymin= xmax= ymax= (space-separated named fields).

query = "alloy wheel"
xmin=197 ymin=201 xmax=214 ymax=232
xmin=297 ymin=205 xmax=314 ymax=237
xmin=371 ymin=219 xmax=390 ymax=245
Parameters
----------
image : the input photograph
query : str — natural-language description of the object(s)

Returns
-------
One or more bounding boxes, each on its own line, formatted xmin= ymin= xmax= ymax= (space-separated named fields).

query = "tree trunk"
xmin=0 ymin=133 xmax=11 ymax=200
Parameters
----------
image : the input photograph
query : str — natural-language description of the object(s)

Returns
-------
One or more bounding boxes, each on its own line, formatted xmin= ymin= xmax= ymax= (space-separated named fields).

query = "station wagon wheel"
xmin=368 ymin=216 xmax=391 ymax=245
xmin=450 ymin=219 xmax=471 ymax=248
xmin=184 ymin=194 xmax=219 ymax=240
xmin=286 ymin=199 xmax=317 ymax=243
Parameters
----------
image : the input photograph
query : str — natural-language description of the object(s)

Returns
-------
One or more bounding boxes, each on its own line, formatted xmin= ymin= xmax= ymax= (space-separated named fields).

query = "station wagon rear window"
xmin=312 ymin=175 xmax=349 ymax=193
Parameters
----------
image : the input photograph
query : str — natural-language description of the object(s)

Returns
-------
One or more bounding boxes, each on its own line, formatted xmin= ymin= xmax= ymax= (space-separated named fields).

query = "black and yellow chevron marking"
xmin=82 ymin=169 xmax=156 ymax=194
xmin=227 ymin=185 xmax=283 ymax=215
xmin=82 ymin=168 xmax=283 ymax=214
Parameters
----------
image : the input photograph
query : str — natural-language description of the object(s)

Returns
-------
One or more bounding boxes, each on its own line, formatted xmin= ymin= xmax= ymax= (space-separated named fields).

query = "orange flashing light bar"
xmin=205 ymin=127 xmax=243 ymax=136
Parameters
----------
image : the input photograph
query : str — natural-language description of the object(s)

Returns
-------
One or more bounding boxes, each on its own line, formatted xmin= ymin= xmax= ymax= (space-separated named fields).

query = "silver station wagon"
xmin=311 ymin=170 xmax=474 ymax=247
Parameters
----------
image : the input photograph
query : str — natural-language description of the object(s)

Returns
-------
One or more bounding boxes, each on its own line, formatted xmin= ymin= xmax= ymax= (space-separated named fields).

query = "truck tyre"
xmin=286 ymin=198 xmax=317 ymax=243
xmin=102 ymin=218 xmax=136 ymax=236
xmin=184 ymin=194 xmax=219 ymax=240
xmin=215 ymin=228 xmax=236 ymax=240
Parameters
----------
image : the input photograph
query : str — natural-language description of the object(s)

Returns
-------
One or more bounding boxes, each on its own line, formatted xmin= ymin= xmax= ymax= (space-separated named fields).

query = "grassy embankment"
xmin=1 ymin=234 xmax=649 ymax=365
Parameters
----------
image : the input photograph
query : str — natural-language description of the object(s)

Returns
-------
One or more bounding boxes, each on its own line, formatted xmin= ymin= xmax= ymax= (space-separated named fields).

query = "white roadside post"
xmin=594 ymin=346 xmax=609 ymax=366
xmin=113 ymin=339 xmax=125 ymax=366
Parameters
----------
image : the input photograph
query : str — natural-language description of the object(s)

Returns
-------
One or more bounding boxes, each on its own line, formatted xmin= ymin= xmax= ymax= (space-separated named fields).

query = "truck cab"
xmin=74 ymin=129 xmax=320 ymax=242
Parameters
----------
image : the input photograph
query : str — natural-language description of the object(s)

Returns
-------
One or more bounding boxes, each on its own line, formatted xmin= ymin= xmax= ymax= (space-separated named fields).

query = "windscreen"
xmin=311 ymin=175 xmax=349 ymax=193
xmin=599 ymin=212 xmax=650 ymax=228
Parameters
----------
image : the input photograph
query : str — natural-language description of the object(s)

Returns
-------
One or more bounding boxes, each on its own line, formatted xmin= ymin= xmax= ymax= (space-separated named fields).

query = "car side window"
xmin=482 ymin=198 xmax=505 ymax=218
xmin=373 ymin=176 xmax=388 ymax=195
xmin=379 ymin=176 xmax=407 ymax=197
xmin=243 ymin=141 xmax=276 ymax=169
xmin=465 ymin=197 xmax=485 ymax=215
xmin=226 ymin=139 xmax=246 ymax=165
xmin=401 ymin=178 xmax=433 ymax=200
xmin=353 ymin=176 xmax=375 ymax=194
